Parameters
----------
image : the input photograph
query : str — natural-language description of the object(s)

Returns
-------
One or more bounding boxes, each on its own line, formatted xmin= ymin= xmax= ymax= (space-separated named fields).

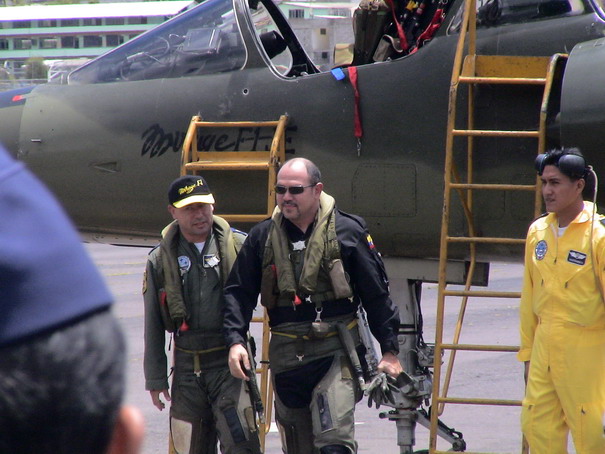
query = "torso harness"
xmin=260 ymin=192 xmax=354 ymax=317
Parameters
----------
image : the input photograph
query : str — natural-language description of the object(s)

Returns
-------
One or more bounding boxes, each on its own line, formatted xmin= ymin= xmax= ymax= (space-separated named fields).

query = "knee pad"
xmin=170 ymin=417 xmax=219 ymax=454
xmin=170 ymin=418 xmax=193 ymax=454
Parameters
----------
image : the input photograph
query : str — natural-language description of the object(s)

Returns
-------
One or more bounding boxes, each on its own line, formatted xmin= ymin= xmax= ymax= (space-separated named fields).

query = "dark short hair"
xmin=0 ymin=310 xmax=125 ymax=454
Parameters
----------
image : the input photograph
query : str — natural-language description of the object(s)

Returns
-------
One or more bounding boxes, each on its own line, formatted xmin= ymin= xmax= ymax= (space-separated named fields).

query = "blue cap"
xmin=0 ymin=145 xmax=112 ymax=346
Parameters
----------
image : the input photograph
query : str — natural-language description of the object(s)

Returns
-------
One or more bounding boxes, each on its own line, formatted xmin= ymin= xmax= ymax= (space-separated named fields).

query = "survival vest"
xmin=156 ymin=216 xmax=244 ymax=332
xmin=260 ymin=192 xmax=353 ymax=310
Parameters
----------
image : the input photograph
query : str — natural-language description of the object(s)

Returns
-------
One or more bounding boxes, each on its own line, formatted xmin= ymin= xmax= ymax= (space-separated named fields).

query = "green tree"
xmin=24 ymin=57 xmax=48 ymax=80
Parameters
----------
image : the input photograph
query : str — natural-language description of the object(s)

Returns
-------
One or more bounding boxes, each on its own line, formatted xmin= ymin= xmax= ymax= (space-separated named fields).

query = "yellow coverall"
xmin=518 ymin=202 xmax=605 ymax=453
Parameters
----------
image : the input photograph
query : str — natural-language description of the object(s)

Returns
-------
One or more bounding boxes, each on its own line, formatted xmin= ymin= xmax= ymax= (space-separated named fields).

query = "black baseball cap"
xmin=168 ymin=175 xmax=215 ymax=208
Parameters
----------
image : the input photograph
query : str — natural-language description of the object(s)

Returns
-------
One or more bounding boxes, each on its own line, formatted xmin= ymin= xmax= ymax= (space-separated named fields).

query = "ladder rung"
xmin=459 ymin=76 xmax=546 ymax=85
xmin=440 ymin=343 xmax=519 ymax=352
xmin=461 ymin=55 xmax=551 ymax=79
xmin=217 ymin=214 xmax=269 ymax=223
xmin=452 ymin=129 xmax=540 ymax=138
xmin=446 ymin=236 xmax=526 ymax=245
xmin=193 ymin=120 xmax=281 ymax=128
xmin=436 ymin=397 xmax=522 ymax=407
xmin=184 ymin=161 xmax=270 ymax=171
xmin=450 ymin=183 xmax=536 ymax=191
xmin=443 ymin=290 xmax=521 ymax=298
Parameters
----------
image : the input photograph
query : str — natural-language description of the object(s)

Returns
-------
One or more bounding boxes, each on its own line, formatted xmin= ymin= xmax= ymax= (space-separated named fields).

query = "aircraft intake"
xmin=560 ymin=37 xmax=605 ymax=158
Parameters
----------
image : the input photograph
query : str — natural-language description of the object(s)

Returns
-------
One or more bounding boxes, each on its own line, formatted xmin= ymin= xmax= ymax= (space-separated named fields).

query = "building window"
xmin=289 ymin=9 xmax=305 ymax=18
xmin=106 ymin=18 xmax=125 ymax=26
xmin=61 ymin=19 xmax=80 ymax=27
xmin=83 ymin=35 xmax=103 ymax=47
xmin=0 ymin=39 xmax=8 ymax=50
xmin=329 ymin=8 xmax=350 ymax=17
xmin=14 ymin=20 xmax=32 ymax=29
xmin=128 ymin=17 xmax=148 ymax=25
xmin=320 ymin=28 xmax=327 ymax=35
xmin=40 ymin=38 xmax=59 ymax=49
xmin=14 ymin=38 xmax=34 ymax=50
xmin=106 ymin=35 xmax=125 ymax=47
xmin=39 ymin=19 xmax=58 ymax=27
xmin=83 ymin=18 xmax=103 ymax=26
xmin=321 ymin=51 xmax=329 ymax=59
xmin=61 ymin=36 xmax=79 ymax=48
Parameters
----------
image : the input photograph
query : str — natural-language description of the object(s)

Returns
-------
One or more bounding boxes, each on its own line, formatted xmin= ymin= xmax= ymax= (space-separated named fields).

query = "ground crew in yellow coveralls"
xmin=518 ymin=148 xmax=605 ymax=454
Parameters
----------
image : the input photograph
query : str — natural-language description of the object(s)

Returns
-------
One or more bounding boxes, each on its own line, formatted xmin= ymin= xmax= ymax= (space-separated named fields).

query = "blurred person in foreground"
xmin=0 ymin=144 xmax=144 ymax=454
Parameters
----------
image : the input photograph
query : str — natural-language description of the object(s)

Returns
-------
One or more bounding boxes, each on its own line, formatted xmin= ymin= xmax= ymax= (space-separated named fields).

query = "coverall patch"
xmin=535 ymin=240 xmax=547 ymax=260
xmin=178 ymin=255 xmax=191 ymax=273
xmin=567 ymin=250 xmax=586 ymax=266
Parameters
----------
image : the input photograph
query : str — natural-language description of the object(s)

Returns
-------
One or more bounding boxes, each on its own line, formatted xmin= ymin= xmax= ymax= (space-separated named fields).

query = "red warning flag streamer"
xmin=348 ymin=66 xmax=363 ymax=145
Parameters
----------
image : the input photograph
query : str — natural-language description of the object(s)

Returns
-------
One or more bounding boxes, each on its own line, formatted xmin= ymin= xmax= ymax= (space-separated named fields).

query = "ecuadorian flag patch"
xmin=367 ymin=234 xmax=375 ymax=249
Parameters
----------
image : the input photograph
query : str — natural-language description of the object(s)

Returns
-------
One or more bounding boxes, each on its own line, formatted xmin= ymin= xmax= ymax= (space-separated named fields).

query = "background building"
xmin=0 ymin=1 xmax=190 ymax=79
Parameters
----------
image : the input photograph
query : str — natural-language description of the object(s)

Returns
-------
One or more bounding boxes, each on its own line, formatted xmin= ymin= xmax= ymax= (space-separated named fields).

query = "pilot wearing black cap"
xmin=142 ymin=175 xmax=261 ymax=454
xmin=0 ymin=145 xmax=143 ymax=454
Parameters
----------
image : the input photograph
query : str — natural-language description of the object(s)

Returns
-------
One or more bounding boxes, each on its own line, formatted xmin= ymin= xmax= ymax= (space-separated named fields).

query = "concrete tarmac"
xmin=89 ymin=243 xmax=531 ymax=454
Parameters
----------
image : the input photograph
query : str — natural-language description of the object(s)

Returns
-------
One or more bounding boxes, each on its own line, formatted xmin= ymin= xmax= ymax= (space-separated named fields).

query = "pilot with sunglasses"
xmin=223 ymin=157 xmax=402 ymax=454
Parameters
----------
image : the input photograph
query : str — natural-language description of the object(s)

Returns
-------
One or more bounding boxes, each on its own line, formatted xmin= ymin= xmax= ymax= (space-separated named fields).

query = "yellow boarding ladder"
xmin=175 ymin=114 xmax=289 ymax=452
xmin=429 ymin=0 xmax=567 ymax=452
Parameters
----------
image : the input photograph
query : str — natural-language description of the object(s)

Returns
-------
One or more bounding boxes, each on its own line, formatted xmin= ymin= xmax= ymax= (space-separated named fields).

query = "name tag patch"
xmin=203 ymin=254 xmax=220 ymax=268
xmin=567 ymin=250 xmax=586 ymax=266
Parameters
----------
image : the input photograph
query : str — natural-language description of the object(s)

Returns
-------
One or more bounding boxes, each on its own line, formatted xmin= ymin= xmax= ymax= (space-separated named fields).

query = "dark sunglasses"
xmin=274 ymin=183 xmax=316 ymax=195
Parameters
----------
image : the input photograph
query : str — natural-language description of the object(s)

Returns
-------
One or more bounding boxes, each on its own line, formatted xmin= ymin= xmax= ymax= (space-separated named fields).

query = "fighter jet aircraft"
xmin=0 ymin=0 xmax=604 ymax=451
xmin=0 ymin=0 xmax=603 ymax=256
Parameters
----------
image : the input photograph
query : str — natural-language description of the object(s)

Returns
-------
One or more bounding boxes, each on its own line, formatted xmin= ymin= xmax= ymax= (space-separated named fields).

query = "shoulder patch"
xmin=366 ymin=234 xmax=375 ymax=250
xmin=230 ymin=227 xmax=248 ymax=237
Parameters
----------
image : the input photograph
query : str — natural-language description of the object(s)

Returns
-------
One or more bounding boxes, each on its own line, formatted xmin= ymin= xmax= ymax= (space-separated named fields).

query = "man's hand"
xmin=149 ymin=389 xmax=170 ymax=411
xmin=377 ymin=351 xmax=403 ymax=378
xmin=228 ymin=343 xmax=250 ymax=380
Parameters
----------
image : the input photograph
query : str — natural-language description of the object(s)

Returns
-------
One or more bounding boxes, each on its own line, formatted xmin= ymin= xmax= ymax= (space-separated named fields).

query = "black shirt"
xmin=223 ymin=210 xmax=400 ymax=355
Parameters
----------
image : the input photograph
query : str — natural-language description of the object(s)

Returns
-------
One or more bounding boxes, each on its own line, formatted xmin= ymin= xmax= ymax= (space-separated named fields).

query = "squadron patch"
xmin=567 ymin=250 xmax=587 ymax=266
xmin=178 ymin=256 xmax=191 ymax=275
xmin=535 ymin=240 xmax=547 ymax=260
